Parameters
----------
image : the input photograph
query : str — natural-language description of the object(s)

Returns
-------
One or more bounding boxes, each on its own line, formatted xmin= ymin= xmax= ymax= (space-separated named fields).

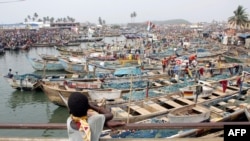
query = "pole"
xmin=127 ymin=73 xmax=133 ymax=124
xmin=146 ymin=81 xmax=149 ymax=98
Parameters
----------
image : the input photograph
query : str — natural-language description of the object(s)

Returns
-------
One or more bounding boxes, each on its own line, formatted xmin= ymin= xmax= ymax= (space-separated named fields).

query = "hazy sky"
xmin=0 ymin=0 xmax=249 ymax=24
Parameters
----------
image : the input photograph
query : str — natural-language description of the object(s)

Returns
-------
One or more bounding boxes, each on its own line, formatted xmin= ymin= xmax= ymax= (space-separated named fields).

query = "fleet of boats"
xmin=2 ymin=25 xmax=250 ymax=139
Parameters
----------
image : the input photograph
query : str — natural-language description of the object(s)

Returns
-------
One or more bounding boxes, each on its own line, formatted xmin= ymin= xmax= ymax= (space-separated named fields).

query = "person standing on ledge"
xmin=67 ymin=92 xmax=125 ymax=141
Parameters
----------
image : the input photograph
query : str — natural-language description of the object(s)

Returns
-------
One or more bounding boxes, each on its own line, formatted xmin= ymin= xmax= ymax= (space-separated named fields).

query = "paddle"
xmin=58 ymin=92 xmax=69 ymax=109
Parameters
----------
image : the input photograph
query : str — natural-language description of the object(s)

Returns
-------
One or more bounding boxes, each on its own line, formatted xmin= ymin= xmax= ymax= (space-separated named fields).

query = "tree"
xmin=132 ymin=11 xmax=137 ymax=22
xmin=228 ymin=5 xmax=249 ymax=31
xmin=33 ymin=12 xmax=38 ymax=21
xmin=130 ymin=11 xmax=137 ymax=23
xmin=98 ymin=17 xmax=103 ymax=25
xmin=130 ymin=13 xmax=134 ymax=23
xmin=50 ymin=17 xmax=55 ymax=23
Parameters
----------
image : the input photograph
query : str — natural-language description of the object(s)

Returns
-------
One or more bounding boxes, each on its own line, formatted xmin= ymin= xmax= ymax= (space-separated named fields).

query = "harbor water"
xmin=0 ymin=37 xmax=125 ymax=138
xmin=0 ymin=47 xmax=69 ymax=137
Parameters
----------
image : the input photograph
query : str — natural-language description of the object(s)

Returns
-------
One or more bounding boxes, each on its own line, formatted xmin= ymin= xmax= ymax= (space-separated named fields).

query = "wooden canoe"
xmin=179 ymin=85 xmax=214 ymax=99
xmin=167 ymin=104 xmax=211 ymax=123
xmin=244 ymin=105 xmax=250 ymax=121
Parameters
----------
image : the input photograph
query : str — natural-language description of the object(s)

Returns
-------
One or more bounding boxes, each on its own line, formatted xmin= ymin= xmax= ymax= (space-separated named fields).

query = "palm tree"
xmin=34 ymin=12 xmax=38 ymax=21
xmin=133 ymin=11 xmax=137 ymax=22
xmin=98 ymin=17 xmax=103 ymax=25
xmin=228 ymin=5 xmax=249 ymax=31
xmin=27 ymin=15 xmax=31 ymax=21
xmin=130 ymin=13 xmax=134 ymax=23
xmin=130 ymin=11 xmax=137 ymax=23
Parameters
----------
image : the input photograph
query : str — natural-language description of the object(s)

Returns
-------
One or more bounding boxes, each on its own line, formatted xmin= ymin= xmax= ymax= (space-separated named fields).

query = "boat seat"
xmin=192 ymin=106 xmax=209 ymax=113
xmin=208 ymin=95 xmax=218 ymax=99
xmin=227 ymin=85 xmax=240 ymax=90
xmin=72 ymin=74 xmax=79 ymax=78
xmin=158 ymin=98 xmax=182 ymax=108
xmin=144 ymin=100 xmax=167 ymax=112
xmin=176 ymin=98 xmax=194 ymax=105
xmin=159 ymin=78 xmax=172 ymax=85
xmin=129 ymin=105 xmax=151 ymax=115
xmin=152 ymin=90 xmax=164 ymax=94
xmin=217 ymin=101 xmax=227 ymax=106
xmin=210 ymin=106 xmax=224 ymax=113
xmin=212 ymin=90 xmax=226 ymax=96
xmin=227 ymin=99 xmax=237 ymax=104
xmin=239 ymin=103 xmax=248 ymax=108
xmin=197 ymin=98 xmax=206 ymax=103
xmin=226 ymin=106 xmax=239 ymax=111
xmin=170 ymin=95 xmax=181 ymax=99
xmin=111 ymin=107 xmax=132 ymax=118
xmin=147 ymin=72 xmax=155 ymax=75
xmin=152 ymin=82 xmax=162 ymax=87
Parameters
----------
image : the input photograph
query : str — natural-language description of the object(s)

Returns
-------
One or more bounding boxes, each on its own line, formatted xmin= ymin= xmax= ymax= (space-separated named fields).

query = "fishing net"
xmin=110 ymin=118 xmax=180 ymax=138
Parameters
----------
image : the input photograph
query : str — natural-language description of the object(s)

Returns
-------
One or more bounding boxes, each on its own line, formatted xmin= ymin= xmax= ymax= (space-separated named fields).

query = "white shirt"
xmin=67 ymin=114 xmax=105 ymax=141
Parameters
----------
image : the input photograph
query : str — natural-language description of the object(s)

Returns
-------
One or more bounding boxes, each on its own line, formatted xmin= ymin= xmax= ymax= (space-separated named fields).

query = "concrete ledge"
xmin=0 ymin=137 xmax=223 ymax=141
xmin=0 ymin=138 xmax=68 ymax=141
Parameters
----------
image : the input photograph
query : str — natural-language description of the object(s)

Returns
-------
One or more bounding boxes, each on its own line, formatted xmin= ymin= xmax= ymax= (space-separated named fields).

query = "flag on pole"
xmin=147 ymin=21 xmax=155 ymax=31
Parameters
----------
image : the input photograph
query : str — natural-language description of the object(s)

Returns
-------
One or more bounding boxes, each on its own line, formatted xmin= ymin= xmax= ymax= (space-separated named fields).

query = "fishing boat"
xmin=3 ymin=72 xmax=42 ymax=91
xmin=55 ymin=46 xmax=90 ymax=56
xmin=109 ymin=92 xmax=194 ymax=123
xmin=40 ymin=79 xmax=103 ymax=106
xmin=76 ymin=37 xmax=103 ymax=42
xmin=244 ymin=106 xmax=250 ymax=121
xmin=101 ymin=79 xmax=247 ymax=138
xmin=25 ymin=55 xmax=64 ymax=71
xmin=167 ymin=104 xmax=211 ymax=123
xmin=179 ymin=85 xmax=214 ymax=99
xmin=57 ymin=56 xmax=93 ymax=73
xmin=170 ymin=91 xmax=250 ymax=138
xmin=38 ymin=53 xmax=60 ymax=61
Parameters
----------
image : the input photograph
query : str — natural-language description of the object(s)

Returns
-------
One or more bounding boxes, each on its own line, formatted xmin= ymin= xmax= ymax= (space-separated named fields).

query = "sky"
xmin=0 ymin=0 xmax=249 ymax=24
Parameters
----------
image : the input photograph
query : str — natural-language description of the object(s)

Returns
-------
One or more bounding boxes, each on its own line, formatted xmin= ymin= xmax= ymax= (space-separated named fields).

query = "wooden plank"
xmin=158 ymin=98 xmax=183 ymax=108
xmin=144 ymin=100 xmax=167 ymax=112
xmin=197 ymin=98 xmax=206 ymax=102
xmin=129 ymin=105 xmax=151 ymax=115
xmin=159 ymin=78 xmax=172 ymax=85
xmin=152 ymin=82 xmax=162 ymax=86
xmin=176 ymin=98 xmax=194 ymax=105
xmin=227 ymin=85 xmax=240 ymax=90
xmin=192 ymin=106 xmax=209 ymax=113
xmin=210 ymin=106 xmax=224 ymax=113
xmin=226 ymin=106 xmax=238 ymax=110
xmin=239 ymin=103 xmax=248 ymax=108
xmin=217 ymin=101 xmax=227 ymax=106
xmin=227 ymin=99 xmax=236 ymax=104
xmin=111 ymin=107 xmax=132 ymax=117
xmin=208 ymin=95 xmax=218 ymax=99
xmin=212 ymin=90 xmax=226 ymax=96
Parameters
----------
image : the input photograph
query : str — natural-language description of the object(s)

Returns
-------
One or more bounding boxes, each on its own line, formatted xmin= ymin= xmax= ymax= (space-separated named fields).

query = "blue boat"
xmin=26 ymin=55 xmax=64 ymax=71
xmin=4 ymin=71 xmax=42 ymax=91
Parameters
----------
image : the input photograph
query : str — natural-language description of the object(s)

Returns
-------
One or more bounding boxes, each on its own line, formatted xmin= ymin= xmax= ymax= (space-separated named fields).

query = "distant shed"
xmin=238 ymin=33 xmax=250 ymax=48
